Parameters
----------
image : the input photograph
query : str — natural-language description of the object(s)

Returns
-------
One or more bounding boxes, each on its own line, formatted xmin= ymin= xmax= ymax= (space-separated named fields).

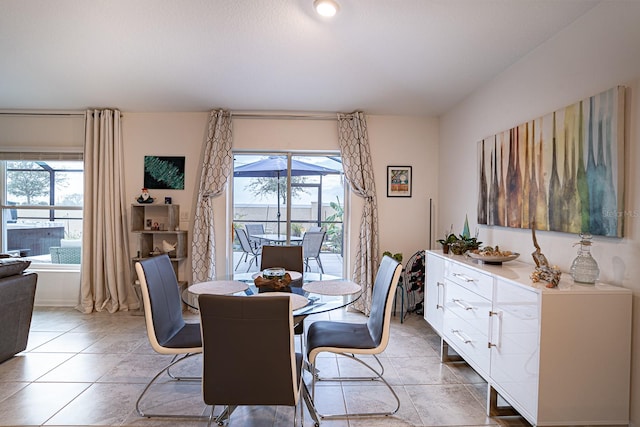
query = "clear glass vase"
xmin=570 ymin=234 xmax=599 ymax=284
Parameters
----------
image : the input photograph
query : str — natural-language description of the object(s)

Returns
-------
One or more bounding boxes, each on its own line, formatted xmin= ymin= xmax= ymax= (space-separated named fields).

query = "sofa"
xmin=0 ymin=257 xmax=38 ymax=364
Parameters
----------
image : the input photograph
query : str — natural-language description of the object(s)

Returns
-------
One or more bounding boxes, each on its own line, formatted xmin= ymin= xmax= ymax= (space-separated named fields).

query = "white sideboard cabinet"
xmin=424 ymin=250 xmax=632 ymax=426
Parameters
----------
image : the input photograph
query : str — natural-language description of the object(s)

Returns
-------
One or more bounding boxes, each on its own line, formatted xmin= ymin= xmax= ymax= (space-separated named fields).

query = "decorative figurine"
xmin=162 ymin=240 xmax=177 ymax=253
xmin=137 ymin=188 xmax=154 ymax=204
xmin=530 ymin=224 xmax=561 ymax=288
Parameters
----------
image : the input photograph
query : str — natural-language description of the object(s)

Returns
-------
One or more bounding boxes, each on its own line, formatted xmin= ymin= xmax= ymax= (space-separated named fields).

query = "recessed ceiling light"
xmin=314 ymin=0 xmax=340 ymax=17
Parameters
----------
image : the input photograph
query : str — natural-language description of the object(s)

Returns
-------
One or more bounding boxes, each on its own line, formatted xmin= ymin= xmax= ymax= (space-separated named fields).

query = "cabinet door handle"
xmin=488 ymin=310 xmax=502 ymax=348
xmin=436 ymin=281 xmax=444 ymax=309
xmin=452 ymin=298 xmax=474 ymax=311
xmin=452 ymin=272 xmax=476 ymax=282
xmin=451 ymin=329 xmax=472 ymax=344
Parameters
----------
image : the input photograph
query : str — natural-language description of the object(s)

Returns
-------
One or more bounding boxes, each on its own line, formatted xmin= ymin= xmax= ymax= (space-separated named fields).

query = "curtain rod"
xmin=230 ymin=111 xmax=338 ymax=121
xmin=0 ymin=110 xmax=85 ymax=117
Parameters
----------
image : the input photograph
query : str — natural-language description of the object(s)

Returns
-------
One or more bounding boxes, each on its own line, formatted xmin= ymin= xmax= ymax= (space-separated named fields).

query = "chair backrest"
xmin=199 ymin=294 xmax=300 ymax=406
xmin=135 ymin=254 xmax=188 ymax=353
xmin=302 ymin=231 xmax=325 ymax=258
xmin=308 ymin=226 xmax=323 ymax=232
xmin=245 ymin=223 xmax=265 ymax=237
xmin=235 ymin=228 xmax=256 ymax=254
xmin=367 ymin=255 xmax=403 ymax=350
xmin=50 ymin=246 xmax=82 ymax=264
xmin=260 ymin=245 xmax=303 ymax=273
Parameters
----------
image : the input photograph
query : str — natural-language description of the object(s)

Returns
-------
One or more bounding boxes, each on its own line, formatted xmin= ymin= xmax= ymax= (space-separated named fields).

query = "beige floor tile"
xmin=29 ymin=331 xmax=105 ymax=353
xmin=36 ymin=353 xmax=128 ymax=383
xmin=0 ymin=352 xmax=74 ymax=382
xmin=0 ymin=382 xmax=89 ymax=426
xmin=406 ymin=383 xmax=494 ymax=426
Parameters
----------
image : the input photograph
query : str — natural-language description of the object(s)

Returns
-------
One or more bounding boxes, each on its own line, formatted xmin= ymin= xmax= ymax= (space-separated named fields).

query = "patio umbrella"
xmin=233 ymin=156 xmax=341 ymax=235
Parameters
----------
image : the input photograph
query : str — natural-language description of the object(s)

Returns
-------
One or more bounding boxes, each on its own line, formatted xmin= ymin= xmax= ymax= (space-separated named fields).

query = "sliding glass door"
xmin=232 ymin=153 xmax=345 ymax=277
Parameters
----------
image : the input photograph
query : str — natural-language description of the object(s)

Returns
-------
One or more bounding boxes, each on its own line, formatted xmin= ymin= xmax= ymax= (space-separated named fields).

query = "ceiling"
xmin=0 ymin=0 xmax=599 ymax=116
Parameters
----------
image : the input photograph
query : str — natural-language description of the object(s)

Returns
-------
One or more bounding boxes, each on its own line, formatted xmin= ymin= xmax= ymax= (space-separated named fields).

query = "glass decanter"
xmin=570 ymin=233 xmax=599 ymax=284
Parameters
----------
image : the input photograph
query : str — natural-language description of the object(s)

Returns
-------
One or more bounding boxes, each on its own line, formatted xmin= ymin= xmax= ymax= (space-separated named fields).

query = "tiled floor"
xmin=0 ymin=306 xmax=531 ymax=426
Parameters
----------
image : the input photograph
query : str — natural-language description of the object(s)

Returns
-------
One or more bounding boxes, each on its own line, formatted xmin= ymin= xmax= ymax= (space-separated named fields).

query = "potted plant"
xmin=437 ymin=225 xmax=457 ymax=254
xmin=382 ymin=251 xmax=403 ymax=263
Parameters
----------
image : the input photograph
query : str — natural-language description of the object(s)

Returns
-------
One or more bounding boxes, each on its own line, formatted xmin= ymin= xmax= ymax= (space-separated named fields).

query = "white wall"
xmin=121 ymin=113 xmax=437 ymax=281
xmin=439 ymin=2 xmax=640 ymax=424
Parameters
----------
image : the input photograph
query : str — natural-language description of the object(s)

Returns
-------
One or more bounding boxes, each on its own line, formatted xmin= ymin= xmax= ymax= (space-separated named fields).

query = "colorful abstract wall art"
xmin=477 ymin=86 xmax=625 ymax=237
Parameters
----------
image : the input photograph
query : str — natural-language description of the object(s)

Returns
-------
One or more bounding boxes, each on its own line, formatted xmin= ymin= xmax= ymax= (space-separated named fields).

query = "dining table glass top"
xmin=182 ymin=274 xmax=360 ymax=318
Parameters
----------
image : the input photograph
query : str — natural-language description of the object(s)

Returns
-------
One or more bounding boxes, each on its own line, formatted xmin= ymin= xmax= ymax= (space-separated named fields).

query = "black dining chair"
xmin=198 ymin=294 xmax=305 ymax=427
xmin=260 ymin=245 xmax=304 ymax=288
xmin=134 ymin=254 xmax=204 ymax=420
xmin=305 ymin=255 xmax=403 ymax=420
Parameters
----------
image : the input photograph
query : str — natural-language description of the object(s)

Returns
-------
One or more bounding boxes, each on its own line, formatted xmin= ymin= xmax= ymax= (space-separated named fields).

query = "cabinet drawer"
xmin=445 ymin=261 xmax=493 ymax=300
xmin=444 ymin=280 xmax=491 ymax=334
xmin=443 ymin=310 xmax=491 ymax=376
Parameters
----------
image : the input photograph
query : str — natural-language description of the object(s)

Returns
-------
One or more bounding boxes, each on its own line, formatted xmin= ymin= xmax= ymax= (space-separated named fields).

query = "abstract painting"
xmin=144 ymin=156 xmax=185 ymax=190
xmin=477 ymin=86 xmax=625 ymax=237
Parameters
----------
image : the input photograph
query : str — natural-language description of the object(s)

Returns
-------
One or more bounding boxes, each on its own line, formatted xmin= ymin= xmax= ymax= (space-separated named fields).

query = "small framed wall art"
xmin=387 ymin=166 xmax=412 ymax=197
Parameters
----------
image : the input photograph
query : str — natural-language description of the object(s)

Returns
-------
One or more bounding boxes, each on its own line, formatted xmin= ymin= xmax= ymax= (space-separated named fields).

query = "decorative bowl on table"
xmin=262 ymin=267 xmax=286 ymax=280
xmin=467 ymin=246 xmax=519 ymax=264
xmin=256 ymin=267 xmax=291 ymax=292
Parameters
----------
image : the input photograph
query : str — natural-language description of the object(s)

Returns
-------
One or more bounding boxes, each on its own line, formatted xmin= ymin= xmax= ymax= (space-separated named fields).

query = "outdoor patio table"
xmin=249 ymin=233 xmax=303 ymax=245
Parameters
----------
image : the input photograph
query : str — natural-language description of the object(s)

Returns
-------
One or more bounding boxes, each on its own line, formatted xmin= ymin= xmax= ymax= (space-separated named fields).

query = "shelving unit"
xmin=131 ymin=204 xmax=188 ymax=285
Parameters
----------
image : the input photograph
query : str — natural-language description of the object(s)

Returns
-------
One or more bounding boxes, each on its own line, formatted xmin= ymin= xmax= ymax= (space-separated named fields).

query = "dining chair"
xmin=235 ymin=228 xmax=262 ymax=272
xmin=260 ymin=245 xmax=304 ymax=288
xmin=198 ymin=294 xmax=305 ymax=427
xmin=134 ymin=254 xmax=205 ymax=420
xmin=305 ymin=255 xmax=403 ymax=420
xmin=302 ymin=231 xmax=325 ymax=273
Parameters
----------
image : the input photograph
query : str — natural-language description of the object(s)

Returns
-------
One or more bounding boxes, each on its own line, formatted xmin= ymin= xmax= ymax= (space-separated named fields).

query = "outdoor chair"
xmin=199 ymin=294 xmax=304 ymax=427
xmin=302 ymin=230 xmax=325 ymax=273
xmin=305 ymin=255 xmax=403 ymax=420
xmin=49 ymin=246 xmax=81 ymax=264
xmin=235 ymin=228 xmax=262 ymax=272
xmin=244 ymin=223 xmax=266 ymax=249
xmin=134 ymin=254 xmax=204 ymax=420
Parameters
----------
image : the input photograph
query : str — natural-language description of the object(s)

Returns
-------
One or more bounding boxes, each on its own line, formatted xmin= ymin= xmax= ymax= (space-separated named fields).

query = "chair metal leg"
xmin=308 ymin=353 xmax=400 ymax=420
xmin=136 ymin=352 xmax=208 ymax=420
xmin=235 ymin=252 xmax=248 ymax=271
xmin=316 ymin=257 xmax=324 ymax=273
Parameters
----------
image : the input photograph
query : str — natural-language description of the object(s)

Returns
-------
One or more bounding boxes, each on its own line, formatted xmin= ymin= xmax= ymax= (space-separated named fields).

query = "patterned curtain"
xmin=191 ymin=110 xmax=233 ymax=282
xmin=337 ymin=112 xmax=379 ymax=315
xmin=78 ymin=109 xmax=137 ymax=313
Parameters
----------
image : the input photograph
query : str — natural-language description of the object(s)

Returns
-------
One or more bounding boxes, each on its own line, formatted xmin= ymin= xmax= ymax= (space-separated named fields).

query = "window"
xmin=1 ymin=159 xmax=83 ymax=264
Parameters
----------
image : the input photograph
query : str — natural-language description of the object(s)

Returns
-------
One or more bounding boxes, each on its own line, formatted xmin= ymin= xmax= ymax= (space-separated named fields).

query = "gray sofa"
xmin=0 ymin=257 xmax=38 ymax=364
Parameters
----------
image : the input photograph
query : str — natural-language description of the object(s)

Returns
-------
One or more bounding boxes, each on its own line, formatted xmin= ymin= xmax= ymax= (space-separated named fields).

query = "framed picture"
xmin=144 ymin=156 xmax=185 ymax=190
xmin=387 ymin=166 xmax=412 ymax=197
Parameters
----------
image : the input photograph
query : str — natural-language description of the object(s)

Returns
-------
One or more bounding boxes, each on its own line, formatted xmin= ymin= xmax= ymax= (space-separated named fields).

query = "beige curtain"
xmin=337 ymin=112 xmax=379 ymax=315
xmin=192 ymin=110 xmax=233 ymax=282
xmin=78 ymin=109 xmax=137 ymax=313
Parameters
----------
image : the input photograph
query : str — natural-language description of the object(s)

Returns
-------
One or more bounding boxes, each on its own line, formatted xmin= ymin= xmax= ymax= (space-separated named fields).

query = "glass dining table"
xmin=182 ymin=271 xmax=361 ymax=320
